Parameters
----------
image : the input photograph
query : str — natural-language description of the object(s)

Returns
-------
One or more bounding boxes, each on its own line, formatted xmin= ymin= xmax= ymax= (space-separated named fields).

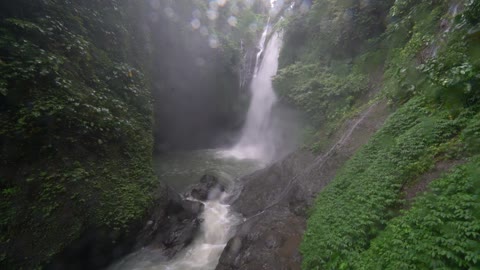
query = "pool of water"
xmin=153 ymin=149 xmax=261 ymax=192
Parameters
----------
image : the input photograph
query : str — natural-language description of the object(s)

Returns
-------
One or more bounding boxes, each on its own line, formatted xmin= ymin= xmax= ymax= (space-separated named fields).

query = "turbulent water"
xmin=108 ymin=151 xmax=259 ymax=270
xmin=110 ymin=21 xmax=294 ymax=270
xmin=109 ymin=192 xmax=241 ymax=270
xmin=222 ymin=27 xmax=284 ymax=163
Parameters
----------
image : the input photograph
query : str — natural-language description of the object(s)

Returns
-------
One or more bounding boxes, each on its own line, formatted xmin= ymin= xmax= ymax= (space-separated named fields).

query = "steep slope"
xmin=217 ymin=101 xmax=390 ymax=270
xmin=219 ymin=0 xmax=479 ymax=269
xmin=276 ymin=0 xmax=480 ymax=269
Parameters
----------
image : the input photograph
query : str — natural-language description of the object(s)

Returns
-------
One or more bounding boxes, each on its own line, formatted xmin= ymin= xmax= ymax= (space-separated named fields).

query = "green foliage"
xmin=274 ymin=63 xmax=367 ymax=126
xmin=357 ymin=157 xmax=480 ymax=269
xmin=464 ymin=0 xmax=480 ymax=25
xmin=298 ymin=1 xmax=480 ymax=269
xmin=301 ymin=96 xmax=476 ymax=269
xmin=188 ymin=0 xmax=266 ymax=47
xmin=279 ymin=0 xmax=394 ymax=66
xmin=0 ymin=0 xmax=158 ymax=268
xmin=275 ymin=0 xmax=395 ymax=151
xmin=461 ymin=112 xmax=480 ymax=154
xmin=382 ymin=0 xmax=480 ymax=105
xmin=0 ymin=0 xmax=268 ymax=267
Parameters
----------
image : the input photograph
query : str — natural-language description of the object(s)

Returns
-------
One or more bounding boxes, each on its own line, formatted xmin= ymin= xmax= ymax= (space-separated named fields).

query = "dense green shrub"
xmin=298 ymin=0 xmax=480 ymax=269
xmin=275 ymin=0 xmax=395 ymax=151
xmin=357 ymin=157 xmax=480 ymax=269
xmin=300 ymin=96 xmax=475 ymax=269
xmin=464 ymin=0 xmax=480 ymax=25
xmin=274 ymin=63 xmax=367 ymax=126
xmin=0 ymin=0 xmax=158 ymax=268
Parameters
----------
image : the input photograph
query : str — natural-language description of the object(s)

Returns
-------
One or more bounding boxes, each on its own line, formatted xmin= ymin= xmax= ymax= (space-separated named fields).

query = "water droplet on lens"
xmin=207 ymin=9 xmax=218 ymax=20
xmin=209 ymin=36 xmax=219 ymax=48
xmin=228 ymin=16 xmax=237 ymax=27
xmin=191 ymin=18 xmax=201 ymax=29
xmin=192 ymin=9 xmax=202 ymax=19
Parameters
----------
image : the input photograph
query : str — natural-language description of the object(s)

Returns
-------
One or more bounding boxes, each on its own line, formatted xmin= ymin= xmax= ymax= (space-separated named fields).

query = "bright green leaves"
xmin=301 ymin=93 xmax=480 ymax=269
xmin=281 ymin=0 xmax=480 ymax=269
xmin=4 ymin=18 xmax=45 ymax=34
xmin=358 ymin=158 xmax=480 ymax=269
xmin=276 ymin=0 xmax=395 ymax=152
xmin=461 ymin=113 xmax=480 ymax=154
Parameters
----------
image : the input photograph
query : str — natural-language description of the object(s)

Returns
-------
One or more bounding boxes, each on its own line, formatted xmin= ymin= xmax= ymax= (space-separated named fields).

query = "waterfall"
xmin=222 ymin=24 xmax=283 ymax=163
xmin=254 ymin=19 xmax=270 ymax=75
xmin=109 ymin=193 xmax=240 ymax=270
xmin=108 ymin=18 xmax=298 ymax=270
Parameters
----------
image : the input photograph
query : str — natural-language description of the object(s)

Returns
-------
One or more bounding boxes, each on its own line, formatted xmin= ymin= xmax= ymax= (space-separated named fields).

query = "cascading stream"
xmin=254 ymin=19 xmax=270 ymax=75
xmin=109 ymin=20 xmax=289 ymax=270
xmin=109 ymin=193 xmax=241 ymax=270
xmin=221 ymin=25 xmax=283 ymax=163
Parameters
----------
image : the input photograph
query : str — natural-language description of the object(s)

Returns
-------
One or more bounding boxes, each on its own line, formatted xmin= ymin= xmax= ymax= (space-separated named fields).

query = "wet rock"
xmin=265 ymin=235 xmax=280 ymax=249
xmin=135 ymin=187 xmax=203 ymax=259
xmin=217 ymin=205 xmax=306 ymax=270
xmin=190 ymin=188 xmax=208 ymax=201
xmin=217 ymin=102 xmax=391 ymax=270
xmin=158 ymin=218 xmax=201 ymax=257
xmin=188 ymin=174 xmax=225 ymax=201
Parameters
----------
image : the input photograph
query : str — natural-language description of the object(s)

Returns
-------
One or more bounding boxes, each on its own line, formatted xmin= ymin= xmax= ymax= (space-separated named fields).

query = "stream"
xmin=108 ymin=150 xmax=260 ymax=270
xmin=109 ymin=19 xmax=287 ymax=270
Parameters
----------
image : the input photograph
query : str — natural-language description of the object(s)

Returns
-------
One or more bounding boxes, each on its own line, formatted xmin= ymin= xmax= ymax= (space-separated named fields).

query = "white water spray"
xmin=254 ymin=20 xmax=270 ymax=75
xmin=109 ymin=18 xmax=293 ymax=270
xmin=222 ymin=25 xmax=283 ymax=163
xmin=109 ymin=193 xmax=240 ymax=270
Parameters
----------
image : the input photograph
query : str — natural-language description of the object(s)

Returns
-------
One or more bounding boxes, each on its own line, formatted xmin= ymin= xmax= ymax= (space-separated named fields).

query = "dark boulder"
xmin=135 ymin=188 xmax=203 ymax=259
xmin=188 ymin=174 xmax=226 ymax=201
xmin=46 ymin=186 xmax=171 ymax=270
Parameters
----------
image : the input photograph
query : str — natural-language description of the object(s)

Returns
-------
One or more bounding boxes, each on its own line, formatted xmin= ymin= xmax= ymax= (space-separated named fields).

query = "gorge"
xmin=1 ymin=0 xmax=479 ymax=270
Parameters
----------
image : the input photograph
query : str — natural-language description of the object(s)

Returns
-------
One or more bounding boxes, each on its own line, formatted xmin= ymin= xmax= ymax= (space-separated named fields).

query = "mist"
xmin=140 ymin=0 xmax=271 ymax=151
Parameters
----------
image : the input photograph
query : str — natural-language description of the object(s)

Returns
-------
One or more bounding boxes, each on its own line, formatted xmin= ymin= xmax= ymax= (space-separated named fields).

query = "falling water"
xmin=222 ymin=26 xmax=283 ymax=163
xmin=109 ymin=193 xmax=240 ymax=270
xmin=254 ymin=20 xmax=269 ymax=75
xmin=107 ymin=149 xmax=260 ymax=270
xmin=109 ymin=21 xmax=290 ymax=270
